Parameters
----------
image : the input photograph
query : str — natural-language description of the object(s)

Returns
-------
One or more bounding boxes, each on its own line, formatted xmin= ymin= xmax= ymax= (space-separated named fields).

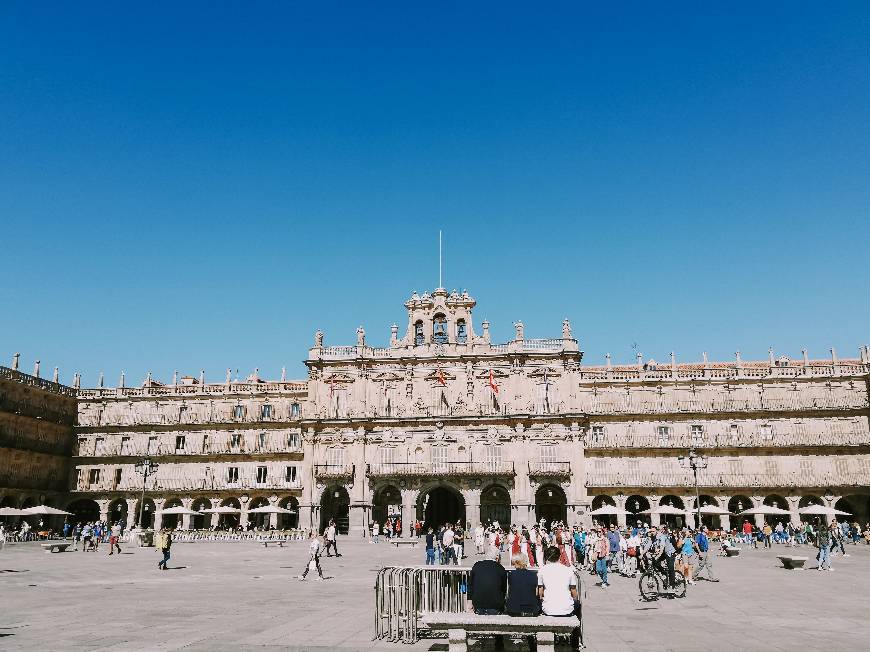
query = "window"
xmin=591 ymin=426 xmax=605 ymax=442
xmin=764 ymin=459 xmax=778 ymax=476
xmin=657 ymin=425 xmax=671 ymax=443
xmin=290 ymin=403 xmax=301 ymax=418
xmin=287 ymin=432 xmax=300 ymax=448
xmin=95 ymin=437 xmax=105 ymax=454
xmin=285 ymin=466 xmax=297 ymax=483
xmin=800 ymin=459 xmax=812 ymax=475
xmin=540 ymin=444 xmax=557 ymax=464
xmin=729 ymin=424 xmax=739 ymax=440
xmin=835 ymin=458 xmax=849 ymax=476
xmin=759 ymin=424 xmax=773 ymax=441
xmin=227 ymin=466 xmax=239 ymax=483
xmin=147 ymin=436 xmax=158 ymax=454
xmin=456 ymin=319 xmax=467 ymax=344
xmin=75 ymin=468 xmax=82 ymax=488
xmin=120 ymin=436 xmax=130 ymax=454
xmin=431 ymin=446 xmax=448 ymax=468
xmin=380 ymin=447 xmax=396 ymax=465
xmin=231 ymin=433 xmax=242 ymax=450
xmin=414 ymin=320 xmax=424 ymax=346
xmin=113 ymin=468 xmax=122 ymax=488
xmin=233 ymin=405 xmax=245 ymax=420
xmin=433 ymin=314 xmax=448 ymax=343
xmin=256 ymin=466 xmax=268 ymax=483
xmin=258 ymin=432 xmax=267 ymax=449
xmin=175 ymin=435 xmax=186 ymax=452
xmin=202 ymin=434 xmax=209 ymax=452
xmin=88 ymin=468 xmax=100 ymax=486
xmin=327 ymin=447 xmax=344 ymax=467
xmin=261 ymin=404 xmax=272 ymax=420
xmin=179 ymin=405 xmax=188 ymax=421
xmin=485 ymin=445 xmax=503 ymax=468
xmin=691 ymin=425 xmax=704 ymax=443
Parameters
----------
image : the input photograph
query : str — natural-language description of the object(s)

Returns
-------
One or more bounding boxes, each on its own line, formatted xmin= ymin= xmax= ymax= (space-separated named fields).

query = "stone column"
xmin=717 ymin=495 xmax=731 ymax=532
xmin=824 ymin=494 xmax=842 ymax=526
xmin=181 ymin=497 xmax=193 ymax=530
xmin=124 ymin=498 xmax=138 ymax=530
xmin=615 ymin=495 xmax=628 ymax=528
xmin=239 ymin=497 xmax=250 ymax=531
xmin=401 ymin=488 xmax=417 ymax=539
xmin=209 ymin=498 xmax=221 ymax=529
xmin=97 ymin=499 xmax=110 ymax=525
xmin=786 ymin=495 xmax=802 ymax=528
xmin=464 ymin=488 xmax=481 ymax=530
xmin=647 ymin=494 xmax=660 ymax=527
xmin=153 ymin=498 xmax=165 ymax=531
xmin=751 ymin=496 xmax=765 ymax=528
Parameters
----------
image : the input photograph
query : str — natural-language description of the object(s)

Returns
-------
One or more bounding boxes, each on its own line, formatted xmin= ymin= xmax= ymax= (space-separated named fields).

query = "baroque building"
xmin=4 ymin=287 xmax=870 ymax=535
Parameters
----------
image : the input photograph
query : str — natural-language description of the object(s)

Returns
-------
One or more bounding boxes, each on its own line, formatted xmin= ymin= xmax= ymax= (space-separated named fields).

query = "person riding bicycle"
xmin=653 ymin=525 xmax=677 ymax=590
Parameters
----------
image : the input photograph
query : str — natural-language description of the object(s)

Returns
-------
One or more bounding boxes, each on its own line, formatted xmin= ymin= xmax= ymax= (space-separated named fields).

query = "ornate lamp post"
xmin=134 ymin=458 xmax=159 ymax=528
xmin=678 ymin=448 xmax=707 ymax=528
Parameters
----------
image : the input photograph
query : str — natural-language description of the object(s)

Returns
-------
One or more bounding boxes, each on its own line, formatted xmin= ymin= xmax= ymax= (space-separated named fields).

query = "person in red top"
xmin=742 ymin=520 xmax=753 ymax=545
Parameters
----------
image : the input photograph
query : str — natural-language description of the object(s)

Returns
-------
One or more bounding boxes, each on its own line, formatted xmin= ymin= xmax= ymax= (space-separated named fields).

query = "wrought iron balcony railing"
xmin=313 ymin=464 xmax=355 ymax=480
xmin=585 ymin=470 xmax=870 ymax=489
xmin=528 ymin=461 xmax=572 ymax=477
xmin=366 ymin=461 xmax=515 ymax=478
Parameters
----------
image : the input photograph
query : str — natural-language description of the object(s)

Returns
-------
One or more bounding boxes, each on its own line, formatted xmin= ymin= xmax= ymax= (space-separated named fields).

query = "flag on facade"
xmin=489 ymin=369 xmax=499 ymax=394
xmin=437 ymin=368 xmax=446 ymax=386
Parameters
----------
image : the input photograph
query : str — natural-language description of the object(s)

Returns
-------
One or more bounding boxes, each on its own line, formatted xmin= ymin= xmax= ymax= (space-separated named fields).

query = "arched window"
xmin=456 ymin=319 xmax=467 ymax=344
xmin=433 ymin=314 xmax=448 ymax=344
xmin=414 ymin=320 xmax=424 ymax=346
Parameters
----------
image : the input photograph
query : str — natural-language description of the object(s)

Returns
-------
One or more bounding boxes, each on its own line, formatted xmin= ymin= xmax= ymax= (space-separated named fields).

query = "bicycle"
xmin=638 ymin=561 xmax=686 ymax=601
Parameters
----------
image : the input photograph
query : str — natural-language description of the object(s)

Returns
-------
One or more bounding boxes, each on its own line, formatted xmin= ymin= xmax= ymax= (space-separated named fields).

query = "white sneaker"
xmin=827 ymin=568 xmax=834 ymax=572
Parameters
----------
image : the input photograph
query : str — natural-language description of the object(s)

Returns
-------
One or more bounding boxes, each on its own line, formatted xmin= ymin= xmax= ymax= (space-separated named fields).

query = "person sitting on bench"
xmin=505 ymin=553 xmax=541 ymax=651
xmin=468 ymin=547 xmax=508 ymax=649
xmin=537 ymin=545 xmax=581 ymax=650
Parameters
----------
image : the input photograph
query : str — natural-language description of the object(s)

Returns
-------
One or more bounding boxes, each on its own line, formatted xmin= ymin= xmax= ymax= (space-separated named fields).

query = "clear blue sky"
xmin=2 ymin=3 xmax=868 ymax=386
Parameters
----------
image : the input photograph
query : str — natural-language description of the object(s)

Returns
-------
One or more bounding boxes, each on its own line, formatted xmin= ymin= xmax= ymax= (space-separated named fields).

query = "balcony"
xmin=71 ymin=475 xmax=303 ymax=493
xmin=77 ymin=380 xmax=307 ymax=400
xmin=584 ymin=427 xmax=870 ymax=450
xmin=528 ymin=461 xmax=571 ymax=479
xmin=314 ymin=464 xmax=355 ymax=481
xmin=584 ymin=470 xmax=870 ymax=490
xmin=366 ymin=461 xmax=515 ymax=478
xmin=75 ymin=438 xmax=304 ymax=458
xmin=580 ymin=394 xmax=869 ymax=416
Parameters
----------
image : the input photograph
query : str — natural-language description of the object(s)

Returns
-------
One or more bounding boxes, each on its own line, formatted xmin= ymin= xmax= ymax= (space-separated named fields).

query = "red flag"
xmin=437 ymin=368 xmax=446 ymax=386
xmin=489 ymin=369 xmax=499 ymax=394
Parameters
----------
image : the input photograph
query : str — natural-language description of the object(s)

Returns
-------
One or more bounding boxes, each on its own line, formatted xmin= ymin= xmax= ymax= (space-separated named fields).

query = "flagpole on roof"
xmin=438 ymin=229 xmax=442 ymax=289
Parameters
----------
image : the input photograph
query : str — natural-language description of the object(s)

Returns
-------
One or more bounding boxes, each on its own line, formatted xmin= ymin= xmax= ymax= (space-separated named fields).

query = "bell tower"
xmin=400 ymin=288 xmax=477 ymax=348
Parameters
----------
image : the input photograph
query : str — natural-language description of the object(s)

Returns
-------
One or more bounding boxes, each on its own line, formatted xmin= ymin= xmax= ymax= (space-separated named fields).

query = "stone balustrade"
xmin=0 ymin=365 xmax=78 ymax=397
xmin=585 ymin=427 xmax=870 ymax=450
xmin=366 ymin=461 xmax=515 ymax=477
xmin=585 ymin=470 xmax=870 ymax=489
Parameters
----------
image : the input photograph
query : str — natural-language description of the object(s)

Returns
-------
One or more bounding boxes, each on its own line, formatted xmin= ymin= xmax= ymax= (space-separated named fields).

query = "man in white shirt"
xmin=442 ymin=525 xmax=457 ymax=565
xmin=108 ymin=522 xmax=122 ymax=555
xmin=324 ymin=520 xmax=341 ymax=557
xmin=537 ymin=545 xmax=582 ymax=649
xmin=300 ymin=532 xmax=324 ymax=581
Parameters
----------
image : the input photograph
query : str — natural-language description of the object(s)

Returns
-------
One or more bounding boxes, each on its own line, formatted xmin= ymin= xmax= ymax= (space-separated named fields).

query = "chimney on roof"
xmin=34 ymin=360 xmax=40 ymax=378
xmin=98 ymin=372 xmax=104 ymax=388
xmin=119 ymin=371 xmax=125 ymax=388
xmin=12 ymin=352 xmax=20 ymax=371
xmin=73 ymin=373 xmax=80 ymax=389
xmin=200 ymin=370 xmax=205 ymax=385
xmin=802 ymin=349 xmax=809 ymax=367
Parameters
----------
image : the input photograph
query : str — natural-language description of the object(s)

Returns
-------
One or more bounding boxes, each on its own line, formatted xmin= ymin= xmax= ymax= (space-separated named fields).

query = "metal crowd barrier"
xmin=374 ymin=564 xmax=585 ymax=644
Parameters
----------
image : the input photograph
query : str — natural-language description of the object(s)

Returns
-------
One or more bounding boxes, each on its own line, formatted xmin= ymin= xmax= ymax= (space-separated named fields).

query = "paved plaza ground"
xmin=1 ymin=536 xmax=868 ymax=651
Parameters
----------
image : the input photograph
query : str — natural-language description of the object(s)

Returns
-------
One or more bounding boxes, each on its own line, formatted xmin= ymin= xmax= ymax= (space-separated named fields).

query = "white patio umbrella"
xmin=199 ymin=506 xmax=242 ymax=514
xmin=738 ymin=505 xmax=791 ymax=516
xmin=159 ymin=506 xmax=203 ymax=516
xmin=20 ymin=505 xmax=74 ymax=516
xmin=697 ymin=505 xmax=732 ymax=515
xmin=247 ymin=505 xmax=297 ymax=514
xmin=639 ymin=505 xmax=686 ymax=516
xmin=798 ymin=505 xmax=851 ymax=517
xmin=0 ymin=507 xmax=26 ymax=516
xmin=588 ymin=505 xmax=629 ymax=516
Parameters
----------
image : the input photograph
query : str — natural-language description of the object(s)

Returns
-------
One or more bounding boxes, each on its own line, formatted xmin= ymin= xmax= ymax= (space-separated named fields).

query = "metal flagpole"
xmin=438 ymin=230 xmax=442 ymax=288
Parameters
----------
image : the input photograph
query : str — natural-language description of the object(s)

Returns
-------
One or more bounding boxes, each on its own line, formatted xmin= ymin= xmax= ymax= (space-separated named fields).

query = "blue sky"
xmin=1 ymin=2 xmax=868 ymax=385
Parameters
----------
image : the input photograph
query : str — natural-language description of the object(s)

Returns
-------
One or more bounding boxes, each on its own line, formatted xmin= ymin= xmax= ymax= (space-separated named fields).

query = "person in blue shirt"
xmin=693 ymin=526 xmax=718 ymax=582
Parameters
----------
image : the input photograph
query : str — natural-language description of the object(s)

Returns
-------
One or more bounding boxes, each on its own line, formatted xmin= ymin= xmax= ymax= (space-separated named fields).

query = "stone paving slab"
xmin=1 ymin=538 xmax=868 ymax=651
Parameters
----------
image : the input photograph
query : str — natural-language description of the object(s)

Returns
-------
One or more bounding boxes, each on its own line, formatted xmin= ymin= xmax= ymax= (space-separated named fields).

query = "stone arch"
xmin=762 ymin=494 xmax=789 ymax=527
xmin=248 ymin=496 xmax=271 ymax=530
xmin=279 ymin=496 xmax=299 ymax=529
xmin=535 ymin=484 xmax=567 ymax=526
xmin=107 ymin=498 xmax=128 ymax=526
xmin=320 ymin=485 xmax=350 ymax=534
xmin=135 ymin=498 xmax=156 ymax=528
xmin=590 ymin=494 xmax=617 ymax=527
xmin=692 ymin=494 xmax=722 ymax=529
xmin=416 ymin=481 xmax=465 ymax=531
xmin=161 ymin=497 xmax=184 ymax=530
xmin=835 ymin=495 xmax=868 ymax=526
xmin=480 ymin=484 xmax=511 ymax=527
xmin=191 ymin=497 xmax=212 ymax=530
xmin=372 ymin=484 xmax=402 ymax=526
xmin=799 ymin=495 xmax=823 ymax=509
xmin=0 ymin=495 xmax=19 ymax=526
xmin=626 ymin=495 xmax=651 ymax=522
xmin=218 ymin=497 xmax=241 ymax=529
xmin=67 ymin=498 xmax=100 ymax=525
xmin=659 ymin=495 xmax=686 ymax=528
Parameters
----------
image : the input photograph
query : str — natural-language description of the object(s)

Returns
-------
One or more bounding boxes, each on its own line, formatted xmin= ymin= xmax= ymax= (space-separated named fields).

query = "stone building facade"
xmin=9 ymin=287 xmax=870 ymax=535
xmin=0 ymin=357 xmax=77 ymax=516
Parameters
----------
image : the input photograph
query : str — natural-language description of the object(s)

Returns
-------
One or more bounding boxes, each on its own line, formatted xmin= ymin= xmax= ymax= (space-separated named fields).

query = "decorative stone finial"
xmin=33 ymin=360 xmax=40 ymax=378
xmin=53 ymin=367 xmax=59 ymax=383
xmin=12 ymin=352 xmax=20 ymax=371
xmin=356 ymin=326 xmax=365 ymax=347
xmin=281 ymin=366 xmax=286 ymax=382
xmin=802 ymin=349 xmax=809 ymax=366
xmin=314 ymin=329 xmax=323 ymax=348
xmin=98 ymin=372 xmax=104 ymax=388
xmin=768 ymin=347 xmax=775 ymax=366
xmin=146 ymin=371 xmax=152 ymax=386
xmin=225 ymin=368 xmax=231 ymax=385
xmin=735 ymin=351 xmax=742 ymax=363
xmin=73 ymin=373 xmax=80 ymax=389
xmin=481 ymin=319 xmax=491 ymax=343
xmin=702 ymin=351 xmax=708 ymax=365
xmin=514 ymin=321 xmax=524 ymax=341
xmin=119 ymin=371 xmax=125 ymax=388
xmin=605 ymin=353 xmax=612 ymax=370
xmin=172 ymin=370 xmax=178 ymax=386
xmin=390 ymin=323 xmax=399 ymax=346
xmin=830 ymin=347 xmax=838 ymax=364
xmin=562 ymin=319 xmax=572 ymax=339
xmin=670 ymin=352 xmax=676 ymax=369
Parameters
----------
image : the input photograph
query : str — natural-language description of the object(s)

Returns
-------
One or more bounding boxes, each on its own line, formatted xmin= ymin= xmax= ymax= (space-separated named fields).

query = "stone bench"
xmin=41 ymin=542 xmax=71 ymax=553
xmin=777 ymin=555 xmax=807 ymax=570
xmin=392 ymin=539 xmax=419 ymax=548
xmin=422 ymin=612 xmax=581 ymax=652
xmin=260 ymin=539 xmax=286 ymax=548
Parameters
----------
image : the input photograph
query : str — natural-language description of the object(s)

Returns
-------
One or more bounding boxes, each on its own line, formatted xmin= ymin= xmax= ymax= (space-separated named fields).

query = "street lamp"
xmin=678 ymin=448 xmax=708 ymax=529
xmin=134 ymin=458 xmax=159 ymax=528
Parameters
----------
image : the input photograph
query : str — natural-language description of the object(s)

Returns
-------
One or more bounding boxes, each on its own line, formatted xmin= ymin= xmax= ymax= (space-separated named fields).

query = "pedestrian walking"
xmin=324 ymin=520 xmax=341 ymax=557
xmin=156 ymin=529 xmax=172 ymax=570
xmin=300 ymin=532 xmax=324 ymax=580
xmin=108 ymin=522 xmax=122 ymax=555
